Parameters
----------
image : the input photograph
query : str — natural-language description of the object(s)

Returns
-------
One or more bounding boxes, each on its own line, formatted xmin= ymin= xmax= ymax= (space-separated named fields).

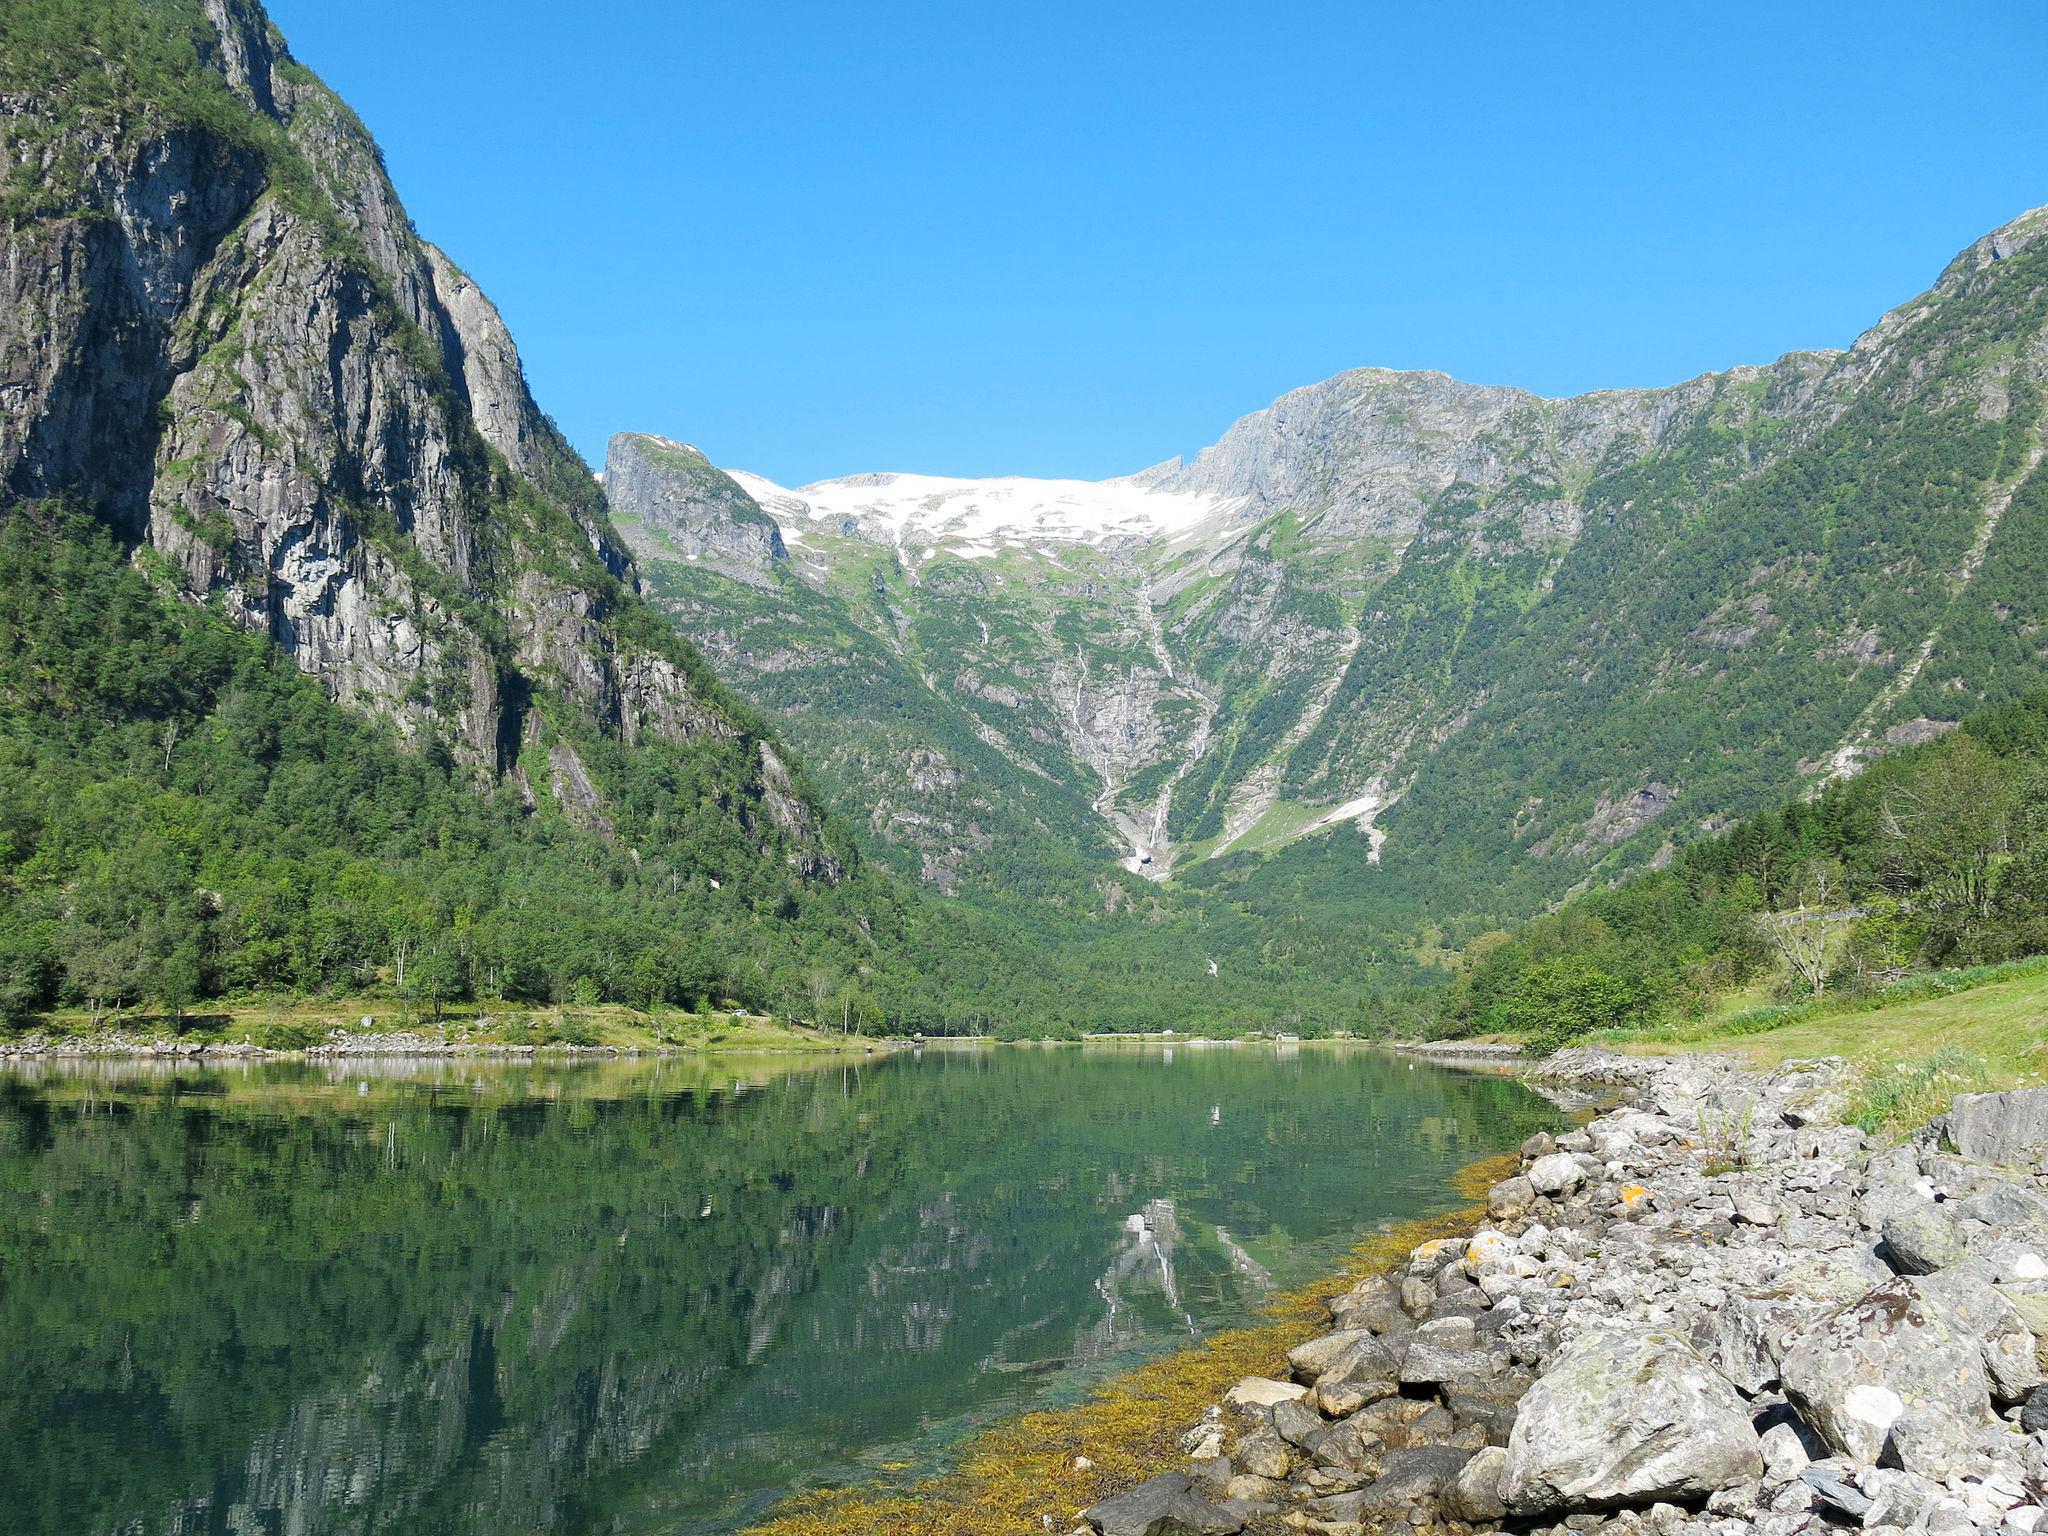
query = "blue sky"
xmin=267 ymin=1 xmax=2048 ymax=487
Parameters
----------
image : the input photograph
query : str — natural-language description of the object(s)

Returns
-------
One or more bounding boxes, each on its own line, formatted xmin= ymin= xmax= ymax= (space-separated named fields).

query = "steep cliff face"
xmin=604 ymin=434 xmax=787 ymax=587
xmin=617 ymin=204 xmax=2048 ymax=930
xmin=0 ymin=0 xmax=839 ymax=878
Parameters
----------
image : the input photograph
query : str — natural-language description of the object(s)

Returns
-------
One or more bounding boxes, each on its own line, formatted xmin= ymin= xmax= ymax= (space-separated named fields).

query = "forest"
xmin=1437 ymin=692 xmax=2048 ymax=1048
xmin=0 ymin=505 xmax=1413 ymax=1037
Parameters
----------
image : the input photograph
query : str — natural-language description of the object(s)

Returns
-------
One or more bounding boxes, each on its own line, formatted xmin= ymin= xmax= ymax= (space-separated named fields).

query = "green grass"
xmin=18 ymin=1000 xmax=882 ymax=1055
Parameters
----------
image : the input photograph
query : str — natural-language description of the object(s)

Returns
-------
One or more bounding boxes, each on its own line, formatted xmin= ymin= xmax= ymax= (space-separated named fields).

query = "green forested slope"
xmin=1438 ymin=693 xmax=2048 ymax=1047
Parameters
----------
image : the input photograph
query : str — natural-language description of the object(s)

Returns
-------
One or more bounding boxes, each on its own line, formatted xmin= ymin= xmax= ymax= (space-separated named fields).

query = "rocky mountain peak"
xmin=0 ymin=0 xmax=842 ymax=881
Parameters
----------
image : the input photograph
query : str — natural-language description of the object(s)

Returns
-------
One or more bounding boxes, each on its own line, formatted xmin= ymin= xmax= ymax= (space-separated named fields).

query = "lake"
xmin=0 ymin=1043 xmax=1556 ymax=1534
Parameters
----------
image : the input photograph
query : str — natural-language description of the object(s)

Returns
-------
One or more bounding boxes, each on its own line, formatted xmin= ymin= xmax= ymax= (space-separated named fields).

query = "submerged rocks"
xmin=1500 ymin=1329 xmax=1763 ymax=1514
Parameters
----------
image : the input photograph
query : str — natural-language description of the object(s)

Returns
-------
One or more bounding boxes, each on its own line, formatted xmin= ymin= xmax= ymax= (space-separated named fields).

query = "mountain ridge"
xmin=610 ymin=196 xmax=2048 ymax=946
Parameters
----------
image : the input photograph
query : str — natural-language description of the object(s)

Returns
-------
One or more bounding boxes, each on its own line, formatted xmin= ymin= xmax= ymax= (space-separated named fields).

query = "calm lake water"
xmin=0 ymin=1043 xmax=1555 ymax=1535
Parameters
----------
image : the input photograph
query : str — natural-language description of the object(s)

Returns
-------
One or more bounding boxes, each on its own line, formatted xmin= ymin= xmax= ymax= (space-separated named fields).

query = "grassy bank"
xmin=747 ymin=1153 xmax=1519 ymax=1536
xmin=1611 ymin=962 xmax=2048 ymax=1137
xmin=5 ymin=999 xmax=879 ymax=1054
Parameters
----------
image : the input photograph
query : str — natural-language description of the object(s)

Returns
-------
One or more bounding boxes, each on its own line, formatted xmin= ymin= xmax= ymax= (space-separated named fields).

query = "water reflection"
xmin=0 ymin=1045 xmax=1555 ymax=1535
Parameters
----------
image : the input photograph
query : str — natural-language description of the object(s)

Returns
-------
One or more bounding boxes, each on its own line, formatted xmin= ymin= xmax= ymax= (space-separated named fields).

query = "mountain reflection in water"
xmin=0 ymin=1044 xmax=1554 ymax=1535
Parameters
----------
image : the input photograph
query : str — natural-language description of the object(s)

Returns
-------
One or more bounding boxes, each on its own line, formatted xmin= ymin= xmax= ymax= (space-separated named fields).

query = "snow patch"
xmin=730 ymin=467 xmax=1243 ymax=551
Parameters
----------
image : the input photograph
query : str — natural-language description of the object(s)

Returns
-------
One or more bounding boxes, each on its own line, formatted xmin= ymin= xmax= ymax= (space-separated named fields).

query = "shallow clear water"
xmin=0 ymin=1043 xmax=1555 ymax=1534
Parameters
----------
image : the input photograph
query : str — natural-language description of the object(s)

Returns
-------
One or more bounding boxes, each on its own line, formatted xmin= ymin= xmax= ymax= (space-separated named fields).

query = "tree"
xmin=1875 ymin=741 xmax=2018 ymax=919
xmin=1758 ymin=860 xmax=1849 ymax=996
xmin=411 ymin=945 xmax=464 ymax=1021
xmin=1499 ymin=957 xmax=1636 ymax=1051
xmin=153 ymin=942 xmax=203 ymax=1029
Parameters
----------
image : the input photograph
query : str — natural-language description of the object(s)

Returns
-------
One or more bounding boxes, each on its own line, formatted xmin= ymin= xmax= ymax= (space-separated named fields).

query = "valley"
xmin=610 ymin=216 xmax=2048 ymax=966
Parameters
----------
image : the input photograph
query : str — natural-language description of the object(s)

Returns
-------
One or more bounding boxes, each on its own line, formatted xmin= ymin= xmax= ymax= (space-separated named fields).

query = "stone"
xmin=1800 ymin=1460 xmax=1871 ymax=1518
xmin=1312 ymin=1446 xmax=1475 ymax=1522
xmin=1443 ymin=1376 xmax=1533 ymax=1446
xmin=1777 ymin=1277 xmax=1994 ymax=1472
xmin=1232 ymin=1427 xmax=1292 ymax=1481
xmin=1880 ymin=1205 xmax=1969 ymax=1275
xmin=1082 ymin=1471 xmax=1245 ymax=1536
xmin=1286 ymin=1327 xmax=1379 ymax=1384
xmin=1271 ymin=1397 xmax=1324 ymax=1448
xmin=1757 ymin=1421 xmax=1812 ymax=1482
xmin=1948 ymin=1089 xmax=2048 ymax=1167
xmin=1447 ymin=1444 xmax=1510 ymax=1521
xmin=1731 ymin=1190 xmax=1780 ymax=1227
xmin=1217 ymin=1472 xmax=1281 ymax=1504
xmin=2025 ymin=1384 xmax=2048 ymax=1435
xmin=1528 ymin=1153 xmax=1588 ymax=1196
xmin=1308 ymin=1331 xmax=1401 ymax=1416
xmin=1329 ymin=1274 xmax=1409 ymax=1335
xmin=1489 ymin=1176 xmax=1537 ymax=1221
xmin=1500 ymin=1328 xmax=1763 ymax=1514
xmin=1222 ymin=1376 xmax=1307 ymax=1409
xmin=1398 ymin=1315 xmax=1496 ymax=1387
xmin=1916 ymin=1270 xmax=2046 ymax=1401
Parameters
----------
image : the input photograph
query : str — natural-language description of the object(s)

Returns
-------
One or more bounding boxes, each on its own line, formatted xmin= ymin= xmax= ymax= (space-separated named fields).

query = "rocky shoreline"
xmin=1080 ymin=1048 xmax=2048 ymax=1536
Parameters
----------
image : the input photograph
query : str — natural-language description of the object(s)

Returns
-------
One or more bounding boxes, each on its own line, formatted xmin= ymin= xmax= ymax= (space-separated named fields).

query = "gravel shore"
xmin=1082 ymin=1047 xmax=2048 ymax=1536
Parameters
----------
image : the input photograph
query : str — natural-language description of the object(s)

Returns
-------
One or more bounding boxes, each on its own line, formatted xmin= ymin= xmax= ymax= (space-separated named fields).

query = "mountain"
xmin=610 ymin=205 xmax=2048 ymax=944
xmin=0 ymin=0 xmax=878 ymax=1020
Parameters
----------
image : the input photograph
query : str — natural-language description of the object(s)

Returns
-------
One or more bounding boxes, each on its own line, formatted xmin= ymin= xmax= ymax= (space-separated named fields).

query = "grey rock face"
xmin=1500 ymin=1329 xmax=1763 ymax=1514
xmin=1949 ymin=1090 xmax=2048 ymax=1168
xmin=0 ymin=0 xmax=841 ymax=879
xmin=604 ymin=434 xmax=788 ymax=587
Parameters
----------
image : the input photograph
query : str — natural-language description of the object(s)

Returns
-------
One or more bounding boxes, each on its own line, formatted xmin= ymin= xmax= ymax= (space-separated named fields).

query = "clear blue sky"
xmin=267 ymin=1 xmax=2048 ymax=486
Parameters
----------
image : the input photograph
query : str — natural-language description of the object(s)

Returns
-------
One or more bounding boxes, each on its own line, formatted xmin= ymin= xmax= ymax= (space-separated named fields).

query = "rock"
xmin=1223 ymin=1376 xmax=1307 ymax=1409
xmin=1398 ymin=1315 xmax=1497 ymax=1387
xmin=1328 ymin=1274 xmax=1409 ymax=1334
xmin=1777 ymin=1277 xmax=1993 ymax=1472
xmin=1528 ymin=1152 xmax=1588 ymax=1196
xmin=1271 ymin=1397 xmax=1324 ymax=1449
xmin=1917 ymin=1270 xmax=2045 ymax=1401
xmin=1307 ymin=1331 xmax=1400 ymax=1416
xmin=1217 ymin=1473 xmax=1281 ymax=1505
xmin=1305 ymin=1415 xmax=1385 ymax=1477
xmin=1232 ymin=1427 xmax=1292 ymax=1481
xmin=1948 ymin=1089 xmax=2048 ymax=1168
xmin=1286 ymin=1327 xmax=1378 ymax=1383
xmin=1447 ymin=1444 xmax=1510 ymax=1521
xmin=1312 ymin=1446 xmax=1475 ymax=1522
xmin=1180 ymin=1417 xmax=1225 ymax=1460
xmin=1880 ymin=1206 xmax=1968 ymax=1274
xmin=1800 ymin=1461 xmax=1872 ymax=1519
xmin=1082 ymin=1472 xmax=1244 ymax=1536
xmin=1501 ymin=1329 xmax=1763 ymax=1514
xmin=1731 ymin=1189 xmax=1780 ymax=1227
xmin=1443 ymin=1376 xmax=1533 ymax=1446
xmin=1757 ymin=1421 xmax=1812 ymax=1483
xmin=2024 ymin=1384 xmax=2048 ymax=1435
xmin=1489 ymin=1175 xmax=1536 ymax=1221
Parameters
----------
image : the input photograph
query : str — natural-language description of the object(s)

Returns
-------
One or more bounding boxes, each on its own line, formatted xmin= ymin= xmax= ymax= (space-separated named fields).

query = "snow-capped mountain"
xmin=725 ymin=468 xmax=1247 ymax=559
